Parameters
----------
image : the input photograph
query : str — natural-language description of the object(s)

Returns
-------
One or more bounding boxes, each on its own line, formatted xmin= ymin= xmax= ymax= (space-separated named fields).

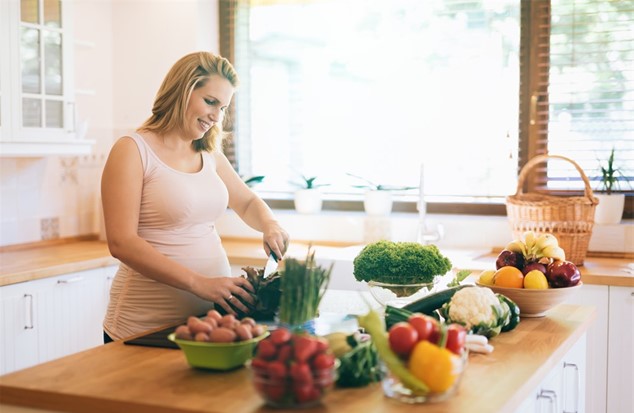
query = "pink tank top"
xmin=104 ymin=133 xmax=231 ymax=340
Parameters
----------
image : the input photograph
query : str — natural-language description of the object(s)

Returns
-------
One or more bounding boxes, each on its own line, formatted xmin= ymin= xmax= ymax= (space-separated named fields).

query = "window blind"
xmin=525 ymin=0 xmax=633 ymax=203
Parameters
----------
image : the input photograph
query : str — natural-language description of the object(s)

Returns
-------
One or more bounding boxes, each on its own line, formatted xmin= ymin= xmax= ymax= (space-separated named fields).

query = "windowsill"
xmin=216 ymin=208 xmax=634 ymax=254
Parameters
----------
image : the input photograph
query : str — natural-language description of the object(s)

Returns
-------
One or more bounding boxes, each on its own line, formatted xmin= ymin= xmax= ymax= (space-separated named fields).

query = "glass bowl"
xmin=368 ymin=277 xmax=440 ymax=308
xmin=381 ymin=349 xmax=468 ymax=404
xmin=249 ymin=360 xmax=337 ymax=408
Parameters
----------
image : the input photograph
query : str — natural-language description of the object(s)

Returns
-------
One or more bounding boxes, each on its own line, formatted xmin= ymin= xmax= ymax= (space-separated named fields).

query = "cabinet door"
xmin=564 ymin=284 xmax=608 ymax=413
xmin=37 ymin=269 xmax=105 ymax=362
xmin=607 ymin=286 xmax=634 ymax=413
xmin=0 ymin=281 xmax=42 ymax=374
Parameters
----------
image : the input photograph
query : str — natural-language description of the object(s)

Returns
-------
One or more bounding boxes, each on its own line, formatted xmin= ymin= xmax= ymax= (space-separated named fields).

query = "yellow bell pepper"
xmin=408 ymin=340 xmax=460 ymax=393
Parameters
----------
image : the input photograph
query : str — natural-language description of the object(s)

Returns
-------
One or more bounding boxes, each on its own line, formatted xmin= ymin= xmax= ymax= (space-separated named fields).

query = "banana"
xmin=534 ymin=233 xmax=559 ymax=251
xmin=522 ymin=231 xmax=537 ymax=257
xmin=505 ymin=240 xmax=527 ymax=256
xmin=539 ymin=245 xmax=566 ymax=261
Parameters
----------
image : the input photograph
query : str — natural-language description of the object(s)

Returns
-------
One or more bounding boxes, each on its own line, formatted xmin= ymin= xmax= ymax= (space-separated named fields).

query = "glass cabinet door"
xmin=19 ymin=0 xmax=72 ymax=137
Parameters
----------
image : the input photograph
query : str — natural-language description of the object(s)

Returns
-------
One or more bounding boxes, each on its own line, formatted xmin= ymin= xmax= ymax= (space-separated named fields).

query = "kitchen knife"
xmin=263 ymin=251 xmax=278 ymax=279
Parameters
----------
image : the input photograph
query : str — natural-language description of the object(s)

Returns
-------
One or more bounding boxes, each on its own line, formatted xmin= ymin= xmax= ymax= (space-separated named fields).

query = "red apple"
xmin=495 ymin=250 xmax=525 ymax=270
xmin=522 ymin=261 xmax=547 ymax=276
xmin=546 ymin=260 xmax=581 ymax=288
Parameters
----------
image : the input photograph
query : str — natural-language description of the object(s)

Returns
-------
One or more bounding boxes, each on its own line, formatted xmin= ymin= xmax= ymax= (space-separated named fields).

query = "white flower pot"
xmin=294 ymin=189 xmax=323 ymax=214
xmin=594 ymin=193 xmax=625 ymax=224
xmin=364 ymin=190 xmax=393 ymax=216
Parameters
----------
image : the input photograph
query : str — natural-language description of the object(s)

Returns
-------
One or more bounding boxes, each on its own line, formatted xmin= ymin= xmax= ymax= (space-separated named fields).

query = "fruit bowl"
xmin=368 ymin=277 xmax=440 ymax=308
xmin=168 ymin=332 xmax=269 ymax=370
xmin=476 ymin=282 xmax=583 ymax=317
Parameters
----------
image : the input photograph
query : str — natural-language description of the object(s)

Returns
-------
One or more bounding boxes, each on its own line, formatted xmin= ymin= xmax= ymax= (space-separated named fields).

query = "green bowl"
xmin=168 ymin=332 xmax=269 ymax=371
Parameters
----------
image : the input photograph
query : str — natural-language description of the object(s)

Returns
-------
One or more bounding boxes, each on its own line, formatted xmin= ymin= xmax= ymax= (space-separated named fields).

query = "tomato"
xmin=314 ymin=337 xmax=329 ymax=353
xmin=250 ymin=357 xmax=269 ymax=373
xmin=263 ymin=383 xmax=287 ymax=401
xmin=427 ymin=318 xmax=441 ymax=344
xmin=270 ymin=328 xmax=292 ymax=346
xmin=408 ymin=313 xmax=436 ymax=342
xmin=276 ymin=344 xmax=292 ymax=362
xmin=445 ymin=324 xmax=467 ymax=355
xmin=388 ymin=322 xmax=419 ymax=357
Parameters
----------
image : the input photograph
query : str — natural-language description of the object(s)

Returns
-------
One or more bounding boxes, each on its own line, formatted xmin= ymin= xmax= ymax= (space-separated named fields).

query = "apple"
xmin=495 ymin=250 xmax=525 ymax=270
xmin=546 ymin=260 xmax=581 ymax=288
xmin=522 ymin=261 xmax=547 ymax=276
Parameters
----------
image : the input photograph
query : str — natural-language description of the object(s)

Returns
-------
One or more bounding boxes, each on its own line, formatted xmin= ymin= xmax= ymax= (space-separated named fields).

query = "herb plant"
xmin=346 ymin=173 xmax=417 ymax=191
xmin=597 ymin=148 xmax=628 ymax=194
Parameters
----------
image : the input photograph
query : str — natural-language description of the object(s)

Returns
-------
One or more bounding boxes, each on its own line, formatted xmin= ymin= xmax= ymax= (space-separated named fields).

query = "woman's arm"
xmin=101 ymin=137 xmax=253 ymax=314
xmin=214 ymin=151 xmax=289 ymax=259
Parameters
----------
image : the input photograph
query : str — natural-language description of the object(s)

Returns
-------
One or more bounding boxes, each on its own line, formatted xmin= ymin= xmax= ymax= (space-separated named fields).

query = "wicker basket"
xmin=506 ymin=155 xmax=599 ymax=266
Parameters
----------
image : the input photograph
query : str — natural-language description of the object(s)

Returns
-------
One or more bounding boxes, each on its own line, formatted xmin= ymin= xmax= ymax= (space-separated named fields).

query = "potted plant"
xmin=594 ymin=148 xmax=629 ymax=224
xmin=242 ymin=175 xmax=265 ymax=188
xmin=292 ymin=174 xmax=328 ymax=214
xmin=346 ymin=173 xmax=416 ymax=216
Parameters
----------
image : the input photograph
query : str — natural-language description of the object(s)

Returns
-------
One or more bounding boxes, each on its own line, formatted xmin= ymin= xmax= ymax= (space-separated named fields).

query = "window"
xmin=220 ymin=0 xmax=633 ymax=217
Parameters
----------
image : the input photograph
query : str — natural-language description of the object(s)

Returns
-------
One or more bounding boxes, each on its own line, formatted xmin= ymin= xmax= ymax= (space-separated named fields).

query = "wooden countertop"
xmin=0 ymin=302 xmax=595 ymax=413
xmin=1 ymin=238 xmax=632 ymax=288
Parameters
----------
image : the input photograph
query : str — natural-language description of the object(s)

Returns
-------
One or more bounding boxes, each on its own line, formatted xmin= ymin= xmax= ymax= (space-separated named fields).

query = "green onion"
xmin=278 ymin=249 xmax=332 ymax=328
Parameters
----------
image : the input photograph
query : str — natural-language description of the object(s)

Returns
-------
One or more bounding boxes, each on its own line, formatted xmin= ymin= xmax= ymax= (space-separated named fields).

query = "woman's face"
xmin=184 ymin=75 xmax=234 ymax=140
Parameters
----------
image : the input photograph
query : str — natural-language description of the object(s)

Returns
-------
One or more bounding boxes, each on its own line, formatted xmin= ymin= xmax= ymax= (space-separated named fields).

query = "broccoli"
xmin=353 ymin=240 xmax=452 ymax=285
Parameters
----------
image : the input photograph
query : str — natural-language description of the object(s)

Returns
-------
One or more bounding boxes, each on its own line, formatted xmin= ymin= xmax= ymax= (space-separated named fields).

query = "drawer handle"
xmin=24 ymin=294 xmax=34 ymax=329
xmin=537 ymin=389 xmax=558 ymax=413
xmin=57 ymin=276 xmax=84 ymax=284
xmin=563 ymin=362 xmax=579 ymax=413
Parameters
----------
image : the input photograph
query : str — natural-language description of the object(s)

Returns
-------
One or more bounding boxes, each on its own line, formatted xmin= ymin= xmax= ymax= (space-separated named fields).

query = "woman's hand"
xmin=262 ymin=221 xmax=289 ymax=260
xmin=191 ymin=276 xmax=255 ymax=315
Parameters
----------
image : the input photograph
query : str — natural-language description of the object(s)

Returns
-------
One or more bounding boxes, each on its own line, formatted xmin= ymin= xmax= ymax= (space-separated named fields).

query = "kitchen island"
xmin=0 ymin=302 xmax=595 ymax=413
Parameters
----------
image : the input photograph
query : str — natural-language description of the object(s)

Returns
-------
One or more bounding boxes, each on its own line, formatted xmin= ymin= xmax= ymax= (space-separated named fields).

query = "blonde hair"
xmin=139 ymin=51 xmax=239 ymax=152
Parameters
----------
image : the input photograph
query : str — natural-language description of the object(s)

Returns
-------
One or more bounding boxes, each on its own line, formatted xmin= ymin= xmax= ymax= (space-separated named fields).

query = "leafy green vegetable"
xmin=447 ymin=269 xmax=472 ymax=287
xmin=335 ymin=332 xmax=383 ymax=388
xmin=225 ymin=266 xmax=282 ymax=320
xmin=353 ymin=241 xmax=452 ymax=285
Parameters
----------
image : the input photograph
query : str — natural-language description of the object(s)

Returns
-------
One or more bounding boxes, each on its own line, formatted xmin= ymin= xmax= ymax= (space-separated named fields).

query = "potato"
xmin=220 ymin=314 xmax=236 ymax=327
xmin=251 ymin=324 xmax=265 ymax=338
xmin=194 ymin=332 xmax=210 ymax=342
xmin=235 ymin=324 xmax=253 ymax=341
xmin=240 ymin=317 xmax=256 ymax=327
xmin=188 ymin=318 xmax=213 ymax=335
xmin=209 ymin=327 xmax=237 ymax=343
xmin=206 ymin=309 xmax=222 ymax=322
xmin=174 ymin=325 xmax=193 ymax=340
xmin=203 ymin=317 xmax=218 ymax=329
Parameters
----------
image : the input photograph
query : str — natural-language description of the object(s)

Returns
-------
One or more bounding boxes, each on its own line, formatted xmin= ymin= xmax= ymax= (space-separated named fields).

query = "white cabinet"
xmin=607 ymin=286 xmax=633 ymax=413
xmin=0 ymin=266 xmax=116 ymax=375
xmin=564 ymin=284 xmax=609 ymax=413
xmin=515 ymin=334 xmax=587 ymax=413
xmin=0 ymin=0 xmax=94 ymax=157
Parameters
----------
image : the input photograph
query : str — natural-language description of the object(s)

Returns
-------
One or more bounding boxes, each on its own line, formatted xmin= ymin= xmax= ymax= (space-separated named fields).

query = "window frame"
xmin=219 ymin=0 xmax=633 ymax=219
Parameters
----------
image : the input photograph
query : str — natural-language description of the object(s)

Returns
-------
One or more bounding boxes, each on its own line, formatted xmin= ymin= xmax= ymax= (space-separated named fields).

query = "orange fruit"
xmin=493 ymin=266 xmax=524 ymax=288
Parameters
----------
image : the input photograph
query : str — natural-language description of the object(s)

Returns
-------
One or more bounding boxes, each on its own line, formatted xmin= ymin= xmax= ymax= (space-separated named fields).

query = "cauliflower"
xmin=440 ymin=286 xmax=510 ymax=338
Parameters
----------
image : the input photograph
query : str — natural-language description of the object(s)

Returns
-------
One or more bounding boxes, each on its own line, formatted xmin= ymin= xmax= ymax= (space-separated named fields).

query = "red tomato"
xmin=250 ymin=357 xmax=269 ymax=373
xmin=388 ymin=322 xmax=419 ymax=357
xmin=445 ymin=323 xmax=467 ymax=355
xmin=408 ymin=313 xmax=436 ymax=342
xmin=276 ymin=344 xmax=292 ymax=362
xmin=270 ymin=328 xmax=292 ymax=346
xmin=314 ymin=337 xmax=329 ymax=353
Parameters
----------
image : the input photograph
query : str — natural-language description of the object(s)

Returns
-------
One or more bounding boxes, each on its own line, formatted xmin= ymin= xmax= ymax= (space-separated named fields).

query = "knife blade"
xmin=263 ymin=251 xmax=278 ymax=279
